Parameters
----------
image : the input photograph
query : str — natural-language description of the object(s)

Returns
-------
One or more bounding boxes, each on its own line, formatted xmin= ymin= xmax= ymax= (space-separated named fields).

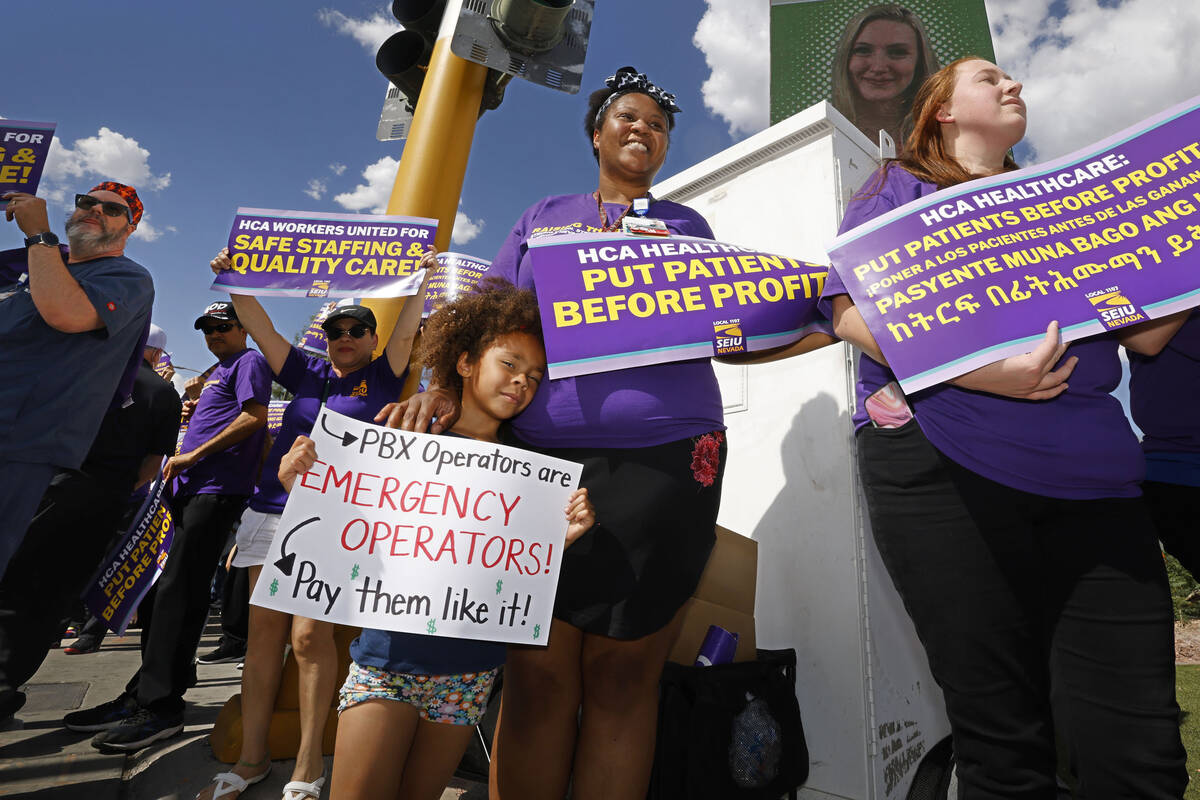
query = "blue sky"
xmin=5 ymin=0 xmax=1198 ymax=373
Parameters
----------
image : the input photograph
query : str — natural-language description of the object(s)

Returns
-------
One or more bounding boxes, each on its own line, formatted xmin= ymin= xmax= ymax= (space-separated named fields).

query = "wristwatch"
xmin=24 ymin=231 xmax=60 ymax=248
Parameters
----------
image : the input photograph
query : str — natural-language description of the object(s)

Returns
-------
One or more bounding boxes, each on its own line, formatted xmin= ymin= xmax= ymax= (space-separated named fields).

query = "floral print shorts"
xmin=337 ymin=660 xmax=497 ymax=726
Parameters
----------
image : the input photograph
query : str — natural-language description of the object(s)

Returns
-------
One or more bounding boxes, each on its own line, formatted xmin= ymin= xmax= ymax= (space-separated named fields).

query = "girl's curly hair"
xmin=417 ymin=278 xmax=543 ymax=397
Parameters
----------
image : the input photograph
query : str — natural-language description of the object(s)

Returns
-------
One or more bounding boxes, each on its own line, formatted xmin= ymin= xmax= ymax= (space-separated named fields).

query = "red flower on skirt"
xmin=690 ymin=431 xmax=724 ymax=487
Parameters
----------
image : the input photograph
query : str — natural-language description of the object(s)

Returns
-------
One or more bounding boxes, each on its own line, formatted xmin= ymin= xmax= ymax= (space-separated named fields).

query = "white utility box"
xmin=653 ymin=102 xmax=952 ymax=800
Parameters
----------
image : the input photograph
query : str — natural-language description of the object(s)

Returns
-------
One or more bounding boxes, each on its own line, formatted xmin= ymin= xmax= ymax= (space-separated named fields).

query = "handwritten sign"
xmin=529 ymin=232 xmax=830 ymax=378
xmin=0 ymin=121 xmax=55 ymax=201
xmin=250 ymin=407 xmax=581 ymax=645
xmin=828 ymin=93 xmax=1200 ymax=392
xmin=213 ymin=208 xmax=436 ymax=298
xmin=81 ymin=476 xmax=175 ymax=634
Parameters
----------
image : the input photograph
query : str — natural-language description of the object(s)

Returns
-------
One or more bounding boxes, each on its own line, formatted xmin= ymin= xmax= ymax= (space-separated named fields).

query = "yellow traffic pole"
xmin=364 ymin=10 xmax=488 ymax=397
xmin=211 ymin=3 xmax=489 ymax=763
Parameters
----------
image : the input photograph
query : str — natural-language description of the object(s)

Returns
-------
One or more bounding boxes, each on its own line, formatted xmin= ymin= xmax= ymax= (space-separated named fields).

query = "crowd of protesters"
xmin=2 ymin=54 xmax=1199 ymax=800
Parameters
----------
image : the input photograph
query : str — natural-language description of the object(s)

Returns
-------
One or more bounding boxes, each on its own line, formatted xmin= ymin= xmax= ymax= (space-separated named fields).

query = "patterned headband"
xmin=594 ymin=68 xmax=682 ymax=125
xmin=89 ymin=181 xmax=143 ymax=225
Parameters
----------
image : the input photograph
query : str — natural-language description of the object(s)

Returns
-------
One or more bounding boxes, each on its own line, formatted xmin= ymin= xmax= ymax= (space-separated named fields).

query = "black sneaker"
xmin=90 ymin=707 xmax=183 ymax=751
xmin=63 ymin=694 xmax=138 ymax=732
xmin=64 ymin=633 xmax=104 ymax=654
xmin=196 ymin=640 xmax=245 ymax=665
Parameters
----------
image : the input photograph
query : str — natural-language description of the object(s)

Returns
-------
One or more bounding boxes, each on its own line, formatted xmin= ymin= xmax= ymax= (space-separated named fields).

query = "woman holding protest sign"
xmin=195 ymin=250 xmax=430 ymax=800
xmin=831 ymin=4 xmax=939 ymax=151
xmin=275 ymin=281 xmax=594 ymax=800
xmin=382 ymin=67 xmax=727 ymax=800
xmin=821 ymin=57 xmax=1188 ymax=794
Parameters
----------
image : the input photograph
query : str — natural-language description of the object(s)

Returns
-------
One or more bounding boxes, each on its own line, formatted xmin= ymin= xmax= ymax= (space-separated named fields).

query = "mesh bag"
xmin=648 ymin=648 xmax=809 ymax=800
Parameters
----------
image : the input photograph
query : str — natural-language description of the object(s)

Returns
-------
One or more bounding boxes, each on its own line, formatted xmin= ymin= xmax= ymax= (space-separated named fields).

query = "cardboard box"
xmin=692 ymin=525 xmax=758 ymax=615
xmin=668 ymin=596 xmax=757 ymax=665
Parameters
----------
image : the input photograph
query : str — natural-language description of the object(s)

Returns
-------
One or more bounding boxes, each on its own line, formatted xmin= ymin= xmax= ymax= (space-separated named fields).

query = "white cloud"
xmin=452 ymin=207 xmax=483 ymax=245
xmin=693 ymin=0 xmax=770 ymax=137
xmin=329 ymin=162 xmax=347 ymax=176
xmin=304 ymin=178 xmax=327 ymax=200
xmin=317 ymin=9 xmax=399 ymax=52
xmin=44 ymin=127 xmax=170 ymax=191
xmin=989 ymin=0 xmax=1200 ymax=161
xmin=333 ymin=156 xmax=399 ymax=213
xmin=130 ymin=214 xmax=175 ymax=242
xmin=333 ymin=156 xmax=483 ymax=244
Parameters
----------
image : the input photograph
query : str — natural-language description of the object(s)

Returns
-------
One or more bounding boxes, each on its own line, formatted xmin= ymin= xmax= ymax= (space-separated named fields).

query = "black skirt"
xmin=525 ymin=432 xmax=727 ymax=640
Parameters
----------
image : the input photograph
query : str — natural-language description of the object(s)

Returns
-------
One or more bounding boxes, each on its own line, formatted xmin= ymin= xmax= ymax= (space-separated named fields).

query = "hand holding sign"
xmin=252 ymin=407 xmax=584 ymax=644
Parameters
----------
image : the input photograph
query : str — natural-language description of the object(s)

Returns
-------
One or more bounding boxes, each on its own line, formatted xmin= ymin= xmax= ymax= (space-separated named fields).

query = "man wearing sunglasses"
xmin=68 ymin=300 xmax=272 ymax=750
xmin=0 ymin=182 xmax=154 ymax=580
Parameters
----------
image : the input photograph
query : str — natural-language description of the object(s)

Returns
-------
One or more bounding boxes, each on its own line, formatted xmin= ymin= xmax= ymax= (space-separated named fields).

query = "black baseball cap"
xmin=321 ymin=304 xmax=377 ymax=333
xmin=194 ymin=301 xmax=239 ymax=329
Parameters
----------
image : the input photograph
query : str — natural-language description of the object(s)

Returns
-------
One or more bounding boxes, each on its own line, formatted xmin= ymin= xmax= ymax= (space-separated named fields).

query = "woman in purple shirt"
xmin=397 ymin=68 xmax=726 ymax=800
xmin=196 ymin=251 xmax=428 ymax=800
xmin=821 ymin=58 xmax=1187 ymax=795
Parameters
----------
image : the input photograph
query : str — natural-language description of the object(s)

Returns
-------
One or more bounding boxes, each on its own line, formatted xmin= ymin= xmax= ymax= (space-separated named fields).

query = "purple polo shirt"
xmin=490 ymin=193 xmax=724 ymax=448
xmin=249 ymin=348 xmax=407 ymax=513
xmin=820 ymin=165 xmax=1143 ymax=499
xmin=173 ymin=348 xmax=272 ymax=498
xmin=1129 ymin=310 xmax=1200 ymax=484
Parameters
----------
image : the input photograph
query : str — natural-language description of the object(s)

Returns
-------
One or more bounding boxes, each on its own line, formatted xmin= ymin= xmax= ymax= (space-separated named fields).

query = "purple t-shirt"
xmin=820 ymin=165 xmax=1143 ymax=499
xmin=1129 ymin=310 xmax=1200 ymax=483
xmin=249 ymin=348 xmax=407 ymax=513
xmin=490 ymin=193 xmax=725 ymax=448
xmin=174 ymin=348 xmax=272 ymax=498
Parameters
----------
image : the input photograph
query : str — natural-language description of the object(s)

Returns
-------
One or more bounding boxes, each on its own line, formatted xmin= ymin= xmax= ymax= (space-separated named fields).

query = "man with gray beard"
xmin=0 ymin=182 xmax=154 ymax=579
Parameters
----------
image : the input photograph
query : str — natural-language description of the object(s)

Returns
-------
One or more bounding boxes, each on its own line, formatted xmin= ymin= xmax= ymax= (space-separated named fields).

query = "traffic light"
xmin=375 ymin=0 xmax=448 ymax=112
xmin=452 ymin=0 xmax=593 ymax=95
xmin=489 ymin=0 xmax=574 ymax=55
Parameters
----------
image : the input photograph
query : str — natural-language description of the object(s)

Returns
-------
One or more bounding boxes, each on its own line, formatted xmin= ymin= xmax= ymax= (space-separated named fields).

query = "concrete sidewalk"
xmin=0 ymin=620 xmax=488 ymax=799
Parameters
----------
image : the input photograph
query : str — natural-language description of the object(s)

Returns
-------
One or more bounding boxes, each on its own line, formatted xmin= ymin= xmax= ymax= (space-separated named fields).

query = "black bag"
xmin=648 ymin=648 xmax=809 ymax=800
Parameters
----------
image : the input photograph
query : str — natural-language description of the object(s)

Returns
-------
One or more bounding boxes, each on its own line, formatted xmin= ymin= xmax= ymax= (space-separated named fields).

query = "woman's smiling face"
xmin=592 ymin=92 xmax=670 ymax=182
xmin=849 ymin=18 xmax=919 ymax=105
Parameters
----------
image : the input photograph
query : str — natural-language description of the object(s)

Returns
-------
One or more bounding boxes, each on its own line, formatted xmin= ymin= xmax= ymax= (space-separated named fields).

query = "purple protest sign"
xmin=154 ymin=351 xmax=173 ymax=379
xmin=829 ymin=93 xmax=1200 ymax=393
xmin=267 ymin=399 xmax=289 ymax=437
xmin=0 ymin=121 xmax=55 ymax=202
xmin=82 ymin=475 xmax=175 ymax=635
xmin=298 ymin=301 xmax=339 ymax=356
xmin=529 ymin=232 xmax=830 ymax=378
xmin=424 ymin=252 xmax=492 ymax=316
xmin=212 ymin=208 xmax=437 ymax=298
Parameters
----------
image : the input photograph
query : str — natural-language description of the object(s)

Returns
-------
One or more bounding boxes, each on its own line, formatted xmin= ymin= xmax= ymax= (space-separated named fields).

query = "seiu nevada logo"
xmin=351 ymin=379 xmax=368 ymax=398
xmin=307 ymin=280 xmax=330 ymax=298
xmin=713 ymin=320 xmax=745 ymax=355
xmin=1086 ymin=286 xmax=1146 ymax=330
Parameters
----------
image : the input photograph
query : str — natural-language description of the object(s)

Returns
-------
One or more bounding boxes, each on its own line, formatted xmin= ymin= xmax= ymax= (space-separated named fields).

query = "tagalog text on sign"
xmin=827 ymin=93 xmax=1200 ymax=392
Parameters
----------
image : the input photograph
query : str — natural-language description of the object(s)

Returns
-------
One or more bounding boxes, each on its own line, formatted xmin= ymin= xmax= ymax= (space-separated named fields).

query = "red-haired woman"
xmin=821 ymin=58 xmax=1188 ymax=795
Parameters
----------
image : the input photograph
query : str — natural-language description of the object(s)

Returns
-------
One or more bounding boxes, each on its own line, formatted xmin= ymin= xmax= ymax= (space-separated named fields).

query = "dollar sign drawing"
xmin=495 ymin=579 xmax=503 ymax=594
xmin=533 ymin=624 xmax=541 ymax=640
xmin=426 ymin=618 xmax=437 ymax=634
xmin=269 ymin=578 xmax=279 ymax=596
xmin=351 ymin=563 xmax=360 ymax=580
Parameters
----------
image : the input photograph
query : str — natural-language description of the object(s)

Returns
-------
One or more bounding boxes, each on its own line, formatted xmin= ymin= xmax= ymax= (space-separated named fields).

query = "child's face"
xmin=458 ymin=332 xmax=546 ymax=421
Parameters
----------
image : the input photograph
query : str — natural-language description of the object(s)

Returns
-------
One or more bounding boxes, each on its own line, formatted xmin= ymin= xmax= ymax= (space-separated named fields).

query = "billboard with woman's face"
xmin=770 ymin=0 xmax=995 ymax=151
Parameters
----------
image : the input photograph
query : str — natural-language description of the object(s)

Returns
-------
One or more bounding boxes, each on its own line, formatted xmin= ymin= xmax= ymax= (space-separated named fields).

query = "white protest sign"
xmin=250 ymin=406 xmax=581 ymax=645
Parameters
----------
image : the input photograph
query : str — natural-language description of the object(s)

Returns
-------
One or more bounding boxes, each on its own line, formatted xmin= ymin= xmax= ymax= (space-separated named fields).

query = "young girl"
xmin=821 ymin=58 xmax=1188 ymax=794
xmin=278 ymin=281 xmax=593 ymax=800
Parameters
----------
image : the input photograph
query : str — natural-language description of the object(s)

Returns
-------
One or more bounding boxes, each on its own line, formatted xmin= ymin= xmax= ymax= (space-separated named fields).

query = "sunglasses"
xmin=75 ymin=194 xmax=133 ymax=223
xmin=324 ymin=324 xmax=373 ymax=341
xmin=201 ymin=322 xmax=236 ymax=335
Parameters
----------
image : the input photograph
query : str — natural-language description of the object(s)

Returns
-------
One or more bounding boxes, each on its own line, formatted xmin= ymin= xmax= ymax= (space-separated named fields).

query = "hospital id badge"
xmin=621 ymin=216 xmax=670 ymax=236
